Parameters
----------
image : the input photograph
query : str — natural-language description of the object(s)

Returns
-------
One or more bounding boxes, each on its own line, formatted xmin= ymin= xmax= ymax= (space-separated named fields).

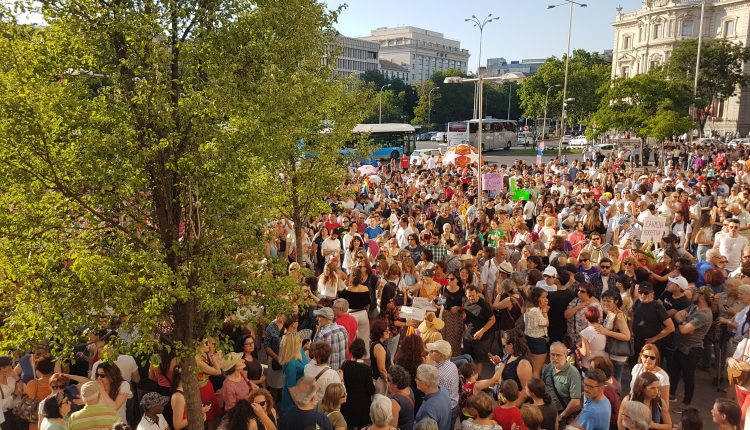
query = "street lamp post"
xmin=462 ymin=14 xmax=499 ymax=209
xmin=541 ymin=84 xmax=562 ymax=144
xmin=378 ymin=83 xmax=392 ymax=124
xmin=428 ymin=86 xmax=440 ymax=128
xmin=507 ymin=82 xmax=513 ymax=120
xmin=548 ymin=0 xmax=587 ymax=157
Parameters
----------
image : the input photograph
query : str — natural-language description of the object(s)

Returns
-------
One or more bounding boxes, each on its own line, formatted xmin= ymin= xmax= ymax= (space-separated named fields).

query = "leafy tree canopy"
xmin=518 ymin=50 xmax=611 ymax=125
xmin=0 ymin=0 xmax=366 ymax=428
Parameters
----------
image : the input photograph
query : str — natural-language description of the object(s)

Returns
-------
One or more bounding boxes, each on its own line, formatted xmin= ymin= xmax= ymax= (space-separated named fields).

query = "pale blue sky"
xmin=327 ymin=0 xmax=644 ymax=70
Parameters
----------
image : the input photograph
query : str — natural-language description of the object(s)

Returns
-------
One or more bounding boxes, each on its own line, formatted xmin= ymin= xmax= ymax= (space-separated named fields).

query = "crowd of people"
xmin=4 ymin=141 xmax=750 ymax=430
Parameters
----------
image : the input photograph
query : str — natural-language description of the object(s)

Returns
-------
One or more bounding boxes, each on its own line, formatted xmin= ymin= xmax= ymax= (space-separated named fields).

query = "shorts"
xmin=526 ymin=335 xmax=549 ymax=355
xmin=462 ymin=335 xmax=492 ymax=360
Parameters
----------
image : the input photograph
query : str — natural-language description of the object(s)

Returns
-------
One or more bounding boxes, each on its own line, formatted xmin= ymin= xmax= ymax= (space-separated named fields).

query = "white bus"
xmin=446 ymin=118 xmax=518 ymax=151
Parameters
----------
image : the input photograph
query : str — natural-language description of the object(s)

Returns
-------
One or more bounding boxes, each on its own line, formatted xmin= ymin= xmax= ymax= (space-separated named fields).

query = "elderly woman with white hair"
xmin=618 ymin=400 xmax=652 ymax=430
xmin=367 ymin=394 xmax=395 ymax=430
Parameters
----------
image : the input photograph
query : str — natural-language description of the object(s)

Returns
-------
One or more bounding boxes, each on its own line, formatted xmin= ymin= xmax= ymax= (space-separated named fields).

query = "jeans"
xmin=451 ymin=354 xmax=474 ymax=368
xmin=384 ymin=334 xmax=399 ymax=365
xmin=669 ymin=347 xmax=702 ymax=404
xmin=612 ymin=360 xmax=625 ymax=391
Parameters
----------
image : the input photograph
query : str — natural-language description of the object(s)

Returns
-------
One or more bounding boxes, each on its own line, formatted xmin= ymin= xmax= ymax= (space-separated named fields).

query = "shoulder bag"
xmin=604 ymin=312 xmax=634 ymax=357
xmin=12 ymin=378 xmax=39 ymax=423
xmin=728 ymin=339 xmax=750 ymax=386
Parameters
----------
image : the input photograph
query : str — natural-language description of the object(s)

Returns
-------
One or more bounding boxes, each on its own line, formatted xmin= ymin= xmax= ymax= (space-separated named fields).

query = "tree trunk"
xmin=173 ymin=300 xmax=205 ymax=430
xmin=294 ymin=220 xmax=304 ymax=268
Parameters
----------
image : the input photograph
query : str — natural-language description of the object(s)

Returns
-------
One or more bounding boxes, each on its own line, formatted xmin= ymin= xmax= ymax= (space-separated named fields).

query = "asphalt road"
xmin=415 ymin=140 xmax=584 ymax=166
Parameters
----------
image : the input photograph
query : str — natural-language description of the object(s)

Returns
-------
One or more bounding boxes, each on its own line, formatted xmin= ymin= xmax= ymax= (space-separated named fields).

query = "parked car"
xmin=418 ymin=131 xmax=438 ymax=141
xmin=694 ymin=137 xmax=722 ymax=146
xmin=593 ymin=143 xmax=616 ymax=156
xmin=431 ymin=132 xmax=446 ymax=142
xmin=569 ymin=136 xmax=587 ymax=147
xmin=561 ymin=134 xmax=572 ymax=144
xmin=410 ymin=148 xmax=443 ymax=165
xmin=728 ymin=138 xmax=750 ymax=148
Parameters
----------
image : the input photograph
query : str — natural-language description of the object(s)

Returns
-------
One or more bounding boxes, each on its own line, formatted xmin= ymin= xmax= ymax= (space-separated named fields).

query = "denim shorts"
xmin=526 ymin=335 xmax=549 ymax=355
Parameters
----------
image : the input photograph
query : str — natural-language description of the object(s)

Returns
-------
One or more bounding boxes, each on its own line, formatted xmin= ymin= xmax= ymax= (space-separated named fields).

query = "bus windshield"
xmin=352 ymin=123 xmax=416 ymax=160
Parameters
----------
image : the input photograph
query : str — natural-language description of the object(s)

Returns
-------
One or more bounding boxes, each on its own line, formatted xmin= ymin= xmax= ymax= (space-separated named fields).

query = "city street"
xmin=416 ymin=140 xmax=585 ymax=166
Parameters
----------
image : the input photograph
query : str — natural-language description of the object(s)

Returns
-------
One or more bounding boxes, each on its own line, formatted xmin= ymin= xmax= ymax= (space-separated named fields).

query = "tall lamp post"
xmin=378 ymin=83 xmax=392 ymax=124
xmin=548 ymin=0 xmax=587 ymax=157
xmin=541 ymin=84 xmax=562 ymax=144
xmin=467 ymin=14 xmax=499 ymax=120
xmin=428 ymin=86 xmax=440 ymax=128
xmin=507 ymin=82 xmax=514 ymax=120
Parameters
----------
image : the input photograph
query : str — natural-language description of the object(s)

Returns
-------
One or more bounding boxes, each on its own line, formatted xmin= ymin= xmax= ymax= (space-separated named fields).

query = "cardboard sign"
xmin=482 ymin=173 xmax=503 ymax=191
xmin=400 ymin=306 xmax=426 ymax=321
xmin=641 ymin=216 xmax=667 ymax=243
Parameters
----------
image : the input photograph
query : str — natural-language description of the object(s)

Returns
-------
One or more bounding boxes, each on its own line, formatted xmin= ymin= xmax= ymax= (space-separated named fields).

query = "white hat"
xmin=498 ymin=261 xmax=513 ymax=275
xmin=543 ymin=266 xmax=558 ymax=278
xmin=668 ymin=276 xmax=689 ymax=291
xmin=426 ymin=340 xmax=452 ymax=356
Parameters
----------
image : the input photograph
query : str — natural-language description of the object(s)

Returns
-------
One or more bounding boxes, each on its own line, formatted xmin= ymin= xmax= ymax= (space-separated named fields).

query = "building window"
xmin=622 ymin=35 xmax=632 ymax=49
xmin=649 ymin=60 xmax=659 ymax=70
xmin=724 ymin=20 xmax=735 ymax=37
xmin=652 ymin=23 xmax=662 ymax=40
xmin=621 ymin=66 xmax=630 ymax=78
xmin=681 ymin=20 xmax=693 ymax=37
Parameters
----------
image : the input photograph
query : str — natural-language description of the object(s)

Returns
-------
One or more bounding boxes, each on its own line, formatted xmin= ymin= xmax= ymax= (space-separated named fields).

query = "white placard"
xmin=400 ymin=306 xmax=426 ymax=321
xmin=641 ymin=216 xmax=667 ymax=243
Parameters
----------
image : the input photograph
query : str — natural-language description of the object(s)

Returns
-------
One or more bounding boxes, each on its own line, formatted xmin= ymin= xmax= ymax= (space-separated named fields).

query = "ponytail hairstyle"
xmin=526 ymin=377 xmax=552 ymax=405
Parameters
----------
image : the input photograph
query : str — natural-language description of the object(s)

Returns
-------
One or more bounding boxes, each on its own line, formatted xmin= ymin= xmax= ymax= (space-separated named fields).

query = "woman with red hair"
xmin=578 ymin=305 xmax=608 ymax=370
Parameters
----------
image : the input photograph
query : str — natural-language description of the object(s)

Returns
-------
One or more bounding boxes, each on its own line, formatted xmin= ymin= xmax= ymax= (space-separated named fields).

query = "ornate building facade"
xmin=612 ymin=0 xmax=750 ymax=135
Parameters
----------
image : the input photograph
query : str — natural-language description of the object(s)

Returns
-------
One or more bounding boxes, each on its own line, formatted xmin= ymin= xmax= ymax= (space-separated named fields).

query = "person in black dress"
xmin=340 ymin=338 xmax=375 ymax=428
xmin=238 ymin=334 xmax=264 ymax=386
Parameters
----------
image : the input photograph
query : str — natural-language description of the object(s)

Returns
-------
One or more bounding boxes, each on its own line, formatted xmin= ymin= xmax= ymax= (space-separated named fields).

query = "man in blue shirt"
xmin=415 ymin=364 xmax=452 ymax=430
xmin=574 ymin=369 xmax=612 ymax=430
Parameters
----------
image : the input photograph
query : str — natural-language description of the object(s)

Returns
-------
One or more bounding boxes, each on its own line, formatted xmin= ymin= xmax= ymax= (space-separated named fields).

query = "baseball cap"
xmin=426 ymin=340 xmax=452 ymax=357
xmin=80 ymin=381 xmax=101 ymax=403
xmin=313 ymin=307 xmax=335 ymax=320
xmin=543 ymin=266 xmax=558 ymax=278
xmin=668 ymin=276 xmax=689 ymax=291
xmin=140 ymin=391 xmax=169 ymax=411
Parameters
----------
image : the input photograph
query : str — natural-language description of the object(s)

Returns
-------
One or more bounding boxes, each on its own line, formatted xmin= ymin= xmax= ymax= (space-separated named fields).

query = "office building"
xmin=486 ymin=58 xmax=546 ymax=76
xmin=361 ymin=26 xmax=470 ymax=83
xmin=333 ymin=34 xmax=380 ymax=78
xmin=379 ymin=59 xmax=410 ymax=83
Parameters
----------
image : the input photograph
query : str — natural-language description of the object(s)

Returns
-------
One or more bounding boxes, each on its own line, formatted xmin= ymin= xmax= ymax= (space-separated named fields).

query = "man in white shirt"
xmin=394 ymin=215 xmax=414 ymax=249
xmin=321 ymin=230 xmax=342 ymax=263
xmin=670 ymin=212 xmax=692 ymax=249
xmin=718 ymin=218 xmax=749 ymax=271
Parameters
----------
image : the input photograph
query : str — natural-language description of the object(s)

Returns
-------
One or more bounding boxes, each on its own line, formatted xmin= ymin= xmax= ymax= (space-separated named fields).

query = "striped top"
xmin=68 ymin=404 xmax=119 ymax=430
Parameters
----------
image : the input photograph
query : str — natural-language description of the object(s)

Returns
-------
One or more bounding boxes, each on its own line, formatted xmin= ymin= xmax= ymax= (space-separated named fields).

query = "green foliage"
xmin=589 ymin=72 xmax=692 ymax=140
xmin=360 ymin=70 xmax=415 ymax=123
xmin=664 ymin=38 xmax=750 ymax=130
xmin=644 ymin=101 xmax=695 ymax=142
xmin=518 ymin=50 xmax=611 ymax=126
xmin=0 ymin=1 xmax=364 ymax=428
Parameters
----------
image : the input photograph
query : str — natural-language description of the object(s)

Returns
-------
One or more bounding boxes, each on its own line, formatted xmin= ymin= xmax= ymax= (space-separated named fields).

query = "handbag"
xmin=604 ymin=312 xmax=634 ymax=357
xmin=729 ymin=339 xmax=750 ymax=386
xmin=12 ymin=378 xmax=39 ymax=423
xmin=605 ymin=336 xmax=634 ymax=356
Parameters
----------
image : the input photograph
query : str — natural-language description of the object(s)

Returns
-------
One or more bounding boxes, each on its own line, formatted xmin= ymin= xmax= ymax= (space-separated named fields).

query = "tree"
xmin=0 ymin=1 xmax=362 ymax=429
xmin=589 ymin=72 xmax=692 ymax=141
xmin=518 ymin=50 xmax=611 ymax=128
xmin=361 ymin=71 xmax=415 ymax=123
xmin=664 ymin=38 xmax=750 ymax=132
xmin=644 ymin=101 xmax=695 ymax=142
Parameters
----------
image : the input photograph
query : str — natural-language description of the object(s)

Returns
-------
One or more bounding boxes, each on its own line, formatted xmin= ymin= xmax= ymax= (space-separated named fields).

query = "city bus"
xmin=446 ymin=118 xmax=518 ymax=151
xmin=352 ymin=123 xmax=416 ymax=160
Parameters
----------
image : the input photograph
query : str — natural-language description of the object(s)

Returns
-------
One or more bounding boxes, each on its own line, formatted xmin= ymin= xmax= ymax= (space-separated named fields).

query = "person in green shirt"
xmin=487 ymin=219 xmax=506 ymax=248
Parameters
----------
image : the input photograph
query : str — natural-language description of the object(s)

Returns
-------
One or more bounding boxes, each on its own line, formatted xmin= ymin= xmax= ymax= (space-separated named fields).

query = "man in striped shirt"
xmin=68 ymin=381 xmax=119 ymax=430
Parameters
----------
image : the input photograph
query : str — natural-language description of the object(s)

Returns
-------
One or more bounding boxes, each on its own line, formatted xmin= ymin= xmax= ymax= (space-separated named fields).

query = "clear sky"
xmin=326 ymin=0 xmax=644 ymax=70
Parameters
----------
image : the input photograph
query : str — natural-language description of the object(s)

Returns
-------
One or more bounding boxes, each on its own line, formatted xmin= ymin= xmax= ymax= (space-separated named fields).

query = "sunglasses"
xmin=255 ymin=400 xmax=267 ymax=407
xmin=96 ymin=373 xmax=107 ymax=379
xmin=641 ymin=354 xmax=657 ymax=360
xmin=51 ymin=385 xmax=66 ymax=390
xmin=448 ymin=277 xmax=456 ymax=281
xmin=623 ymin=262 xmax=633 ymax=266
xmin=600 ymin=265 xmax=611 ymax=269
xmin=580 ymin=258 xmax=589 ymax=262
xmin=638 ymin=290 xmax=651 ymax=295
